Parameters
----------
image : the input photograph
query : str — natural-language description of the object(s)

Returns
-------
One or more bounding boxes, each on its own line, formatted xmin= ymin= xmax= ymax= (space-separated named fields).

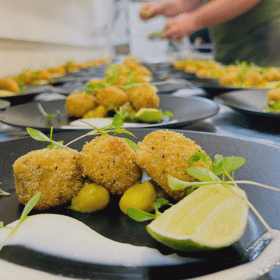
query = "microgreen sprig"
xmin=27 ymin=114 xmax=137 ymax=152
xmin=37 ymin=103 xmax=61 ymax=121
xmin=0 ymin=192 xmax=41 ymax=251
xmin=168 ymin=152 xmax=280 ymax=232
xmin=0 ymin=183 xmax=10 ymax=196
xmin=126 ymin=198 xmax=170 ymax=222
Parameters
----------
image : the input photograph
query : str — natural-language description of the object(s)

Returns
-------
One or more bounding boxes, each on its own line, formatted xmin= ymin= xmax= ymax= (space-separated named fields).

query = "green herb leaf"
xmin=0 ymin=222 xmax=4 ymax=229
xmin=126 ymin=208 xmax=156 ymax=222
xmin=163 ymin=111 xmax=173 ymax=117
xmin=187 ymin=166 xmax=221 ymax=182
xmin=56 ymin=110 xmax=61 ymax=117
xmin=47 ymin=140 xmax=64 ymax=150
xmin=123 ymin=82 xmax=140 ymax=91
xmin=223 ymin=157 xmax=246 ymax=172
xmin=20 ymin=192 xmax=41 ymax=219
xmin=123 ymin=138 xmax=137 ymax=151
xmin=113 ymin=128 xmax=136 ymax=138
xmin=211 ymin=154 xmax=224 ymax=175
xmin=0 ymin=192 xmax=41 ymax=251
xmin=153 ymin=198 xmax=170 ymax=209
xmin=112 ymin=114 xmax=124 ymax=129
xmin=27 ymin=127 xmax=51 ymax=142
xmin=168 ymin=174 xmax=196 ymax=190
xmin=188 ymin=152 xmax=211 ymax=167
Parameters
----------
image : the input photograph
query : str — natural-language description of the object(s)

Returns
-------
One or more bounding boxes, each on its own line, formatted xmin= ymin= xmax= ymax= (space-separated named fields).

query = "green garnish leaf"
xmin=153 ymin=198 xmax=170 ymax=209
xmin=123 ymin=82 xmax=140 ymax=91
xmin=56 ymin=110 xmax=61 ymax=117
xmin=20 ymin=192 xmax=41 ymax=219
xmin=113 ymin=128 xmax=136 ymax=138
xmin=27 ymin=127 xmax=51 ymax=142
xmin=211 ymin=154 xmax=224 ymax=175
xmin=85 ymin=82 xmax=106 ymax=95
xmin=223 ymin=157 xmax=246 ymax=172
xmin=187 ymin=166 xmax=221 ymax=182
xmin=0 ymin=192 xmax=41 ymax=251
xmin=163 ymin=111 xmax=173 ymax=117
xmin=126 ymin=207 xmax=156 ymax=222
xmin=47 ymin=140 xmax=64 ymax=149
xmin=123 ymin=138 xmax=137 ymax=151
xmin=112 ymin=113 xmax=124 ymax=129
xmin=188 ymin=152 xmax=211 ymax=167
xmin=168 ymin=174 xmax=197 ymax=190
xmin=0 ymin=222 xmax=4 ymax=229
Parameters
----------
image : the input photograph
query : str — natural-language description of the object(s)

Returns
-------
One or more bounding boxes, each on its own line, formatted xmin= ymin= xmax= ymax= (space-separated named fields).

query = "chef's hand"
xmin=140 ymin=2 xmax=161 ymax=20
xmin=161 ymin=13 xmax=197 ymax=40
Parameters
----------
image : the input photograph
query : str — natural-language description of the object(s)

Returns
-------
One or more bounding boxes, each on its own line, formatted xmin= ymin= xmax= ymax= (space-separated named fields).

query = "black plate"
xmin=0 ymin=99 xmax=10 ymax=111
xmin=1 ymin=129 xmax=280 ymax=279
xmin=0 ymin=95 xmax=219 ymax=131
xmin=0 ymin=85 xmax=56 ymax=106
xmin=154 ymin=78 xmax=195 ymax=93
xmin=191 ymin=78 xmax=244 ymax=96
xmin=214 ymin=89 xmax=280 ymax=118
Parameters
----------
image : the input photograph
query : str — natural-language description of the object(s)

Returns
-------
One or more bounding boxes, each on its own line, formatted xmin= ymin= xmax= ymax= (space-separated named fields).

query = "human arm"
xmin=162 ymin=0 xmax=262 ymax=40
xmin=140 ymin=0 xmax=201 ymax=20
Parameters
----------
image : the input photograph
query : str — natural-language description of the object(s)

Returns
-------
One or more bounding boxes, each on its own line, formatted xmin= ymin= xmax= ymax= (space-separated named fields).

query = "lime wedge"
xmin=135 ymin=108 xmax=163 ymax=123
xmin=147 ymin=184 xmax=249 ymax=251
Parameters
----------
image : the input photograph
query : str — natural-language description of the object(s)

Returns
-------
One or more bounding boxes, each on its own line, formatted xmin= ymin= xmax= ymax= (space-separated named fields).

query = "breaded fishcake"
xmin=80 ymin=135 xmax=142 ymax=195
xmin=48 ymin=66 xmax=66 ymax=77
xmin=136 ymin=130 xmax=210 ymax=201
xmin=264 ymin=67 xmax=280 ymax=82
xmin=95 ymin=86 xmax=128 ymax=109
xmin=242 ymin=69 xmax=263 ymax=87
xmin=134 ymin=66 xmax=152 ymax=77
xmin=267 ymin=88 xmax=280 ymax=106
xmin=66 ymin=92 xmax=96 ymax=117
xmin=219 ymin=72 xmax=239 ymax=87
xmin=127 ymin=84 xmax=159 ymax=111
xmin=0 ymin=77 xmax=20 ymax=93
xmin=36 ymin=69 xmax=53 ymax=82
xmin=13 ymin=148 xmax=83 ymax=210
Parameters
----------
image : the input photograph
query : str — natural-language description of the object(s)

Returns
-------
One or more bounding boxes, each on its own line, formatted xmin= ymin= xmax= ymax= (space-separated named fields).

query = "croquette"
xmin=80 ymin=135 xmax=142 ymax=195
xmin=267 ymin=88 xmax=280 ymax=106
xmin=219 ymin=72 xmax=239 ymax=87
xmin=133 ymin=66 xmax=153 ymax=77
xmin=242 ymin=69 xmax=263 ymax=87
xmin=136 ymin=130 xmax=210 ymax=201
xmin=0 ymin=77 xmax=20 ymax=93
xmin=95 ymin=86 xmax=128 ymax=109
xmin=264 ymin=67 xmax=280 ymax=82
xmin=36 ymin=69 xmax=53 ymax=83
xmin=66 ymin=92 xmax=96 ymax=118
xmin=127 ymin=84 xmax=159 ymax=111
xmin=13 ymin=148 xmax=83 ymax=210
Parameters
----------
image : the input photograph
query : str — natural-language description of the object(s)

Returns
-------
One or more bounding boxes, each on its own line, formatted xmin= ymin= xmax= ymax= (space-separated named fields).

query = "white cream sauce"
xmin=0 ymin=214 xmax=280 ymax=280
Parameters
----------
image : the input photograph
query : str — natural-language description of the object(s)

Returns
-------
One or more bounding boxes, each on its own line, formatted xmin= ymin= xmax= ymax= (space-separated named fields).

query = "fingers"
xmin=139 ymin=3 xmax=159 ymax=20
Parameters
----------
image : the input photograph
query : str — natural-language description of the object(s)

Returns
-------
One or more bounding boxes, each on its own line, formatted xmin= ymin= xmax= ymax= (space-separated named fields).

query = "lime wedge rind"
xmin=147 ymin=184 xmax=249 ymax=252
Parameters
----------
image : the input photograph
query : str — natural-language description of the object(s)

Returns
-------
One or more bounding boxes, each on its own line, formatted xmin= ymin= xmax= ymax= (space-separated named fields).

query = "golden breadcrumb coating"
xmin=242 ymin=69 xmax=263 ymax=87
xmin=80 ymin=135 xmax=142 ymax=195
xmin=95 ymin=86 xmax=128 ymax=109
xmin=267 ymin=88 xmax=280 ymax=106
xmin=36 ymin=69 xmax=53 ymax=82
xmin=127 ymin=84 xmax=159 ymax=111
xmin=66 ymin=92 xmax=96 ymax=117
xmin=264 ymin=67 xmax=280 ymax=82
xmin=134 ymin=66 xmax=153 ymax=77
xmin=0 ymin=77 xmax=20 ymax=93
xmin=13 ymin=148 xmax=83 ymax=210
xmin=136 ymin=130 xmax=210 ymax=201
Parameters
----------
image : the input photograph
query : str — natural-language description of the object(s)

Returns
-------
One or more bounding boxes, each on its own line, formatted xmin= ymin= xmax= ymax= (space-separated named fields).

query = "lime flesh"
xmin=147 ymin=184 xmax=249 ymax=252
xmin=135 ymin=108 xmax=163 ymax=123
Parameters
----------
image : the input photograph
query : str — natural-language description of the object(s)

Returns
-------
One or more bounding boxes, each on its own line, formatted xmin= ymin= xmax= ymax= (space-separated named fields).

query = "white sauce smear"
xmin=0 ymin=214 xmax=280 ymax=280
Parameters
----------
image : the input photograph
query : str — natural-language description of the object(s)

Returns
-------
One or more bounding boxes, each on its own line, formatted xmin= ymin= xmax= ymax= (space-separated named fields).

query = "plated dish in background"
xmin=214 ymin=89 xmax=280 ymax=118
xmin=1 ymin=129 xmax=280 ymax=280
xmin=0 ymin=95 xmax=219 ymax=130
xmin=172 ymin=59 xmax=280 ymax=93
